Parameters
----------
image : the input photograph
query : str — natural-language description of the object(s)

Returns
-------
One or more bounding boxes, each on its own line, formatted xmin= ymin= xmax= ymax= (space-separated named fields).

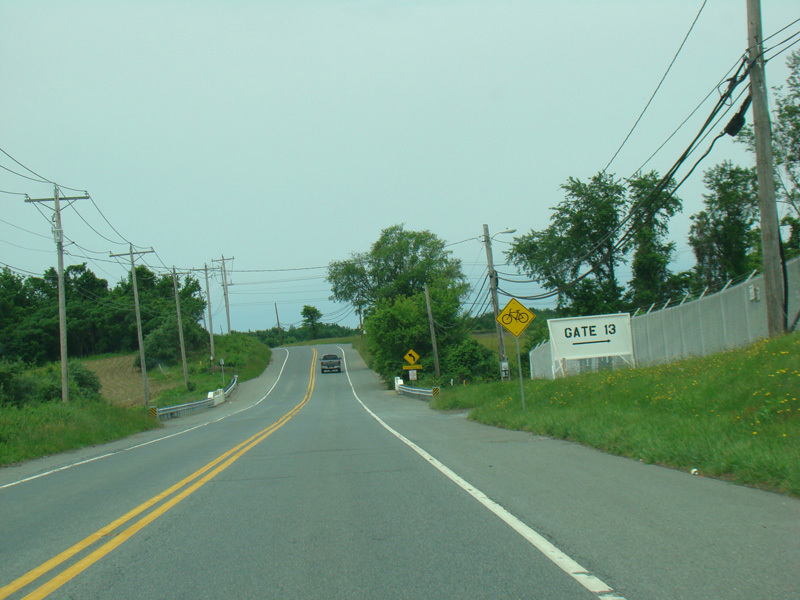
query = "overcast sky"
xmin=2 ymin=1 xmax=798 ymax=332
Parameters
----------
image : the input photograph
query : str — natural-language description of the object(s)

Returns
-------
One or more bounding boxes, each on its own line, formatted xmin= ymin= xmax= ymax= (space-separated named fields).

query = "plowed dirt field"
xmin=84 ymin=354 xmax=174 ymax=407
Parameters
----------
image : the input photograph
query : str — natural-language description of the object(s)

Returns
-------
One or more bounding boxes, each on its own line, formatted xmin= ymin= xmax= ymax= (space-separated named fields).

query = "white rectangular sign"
xmin=547 ymin=313 xmax=633 ymax=361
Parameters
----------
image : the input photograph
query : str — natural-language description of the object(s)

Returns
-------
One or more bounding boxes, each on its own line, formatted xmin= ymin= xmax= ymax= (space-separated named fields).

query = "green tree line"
xmin=0 ymin=263 xmax=207 ymax=367
xmin=250 ymin=319 xmax=359 ymax=347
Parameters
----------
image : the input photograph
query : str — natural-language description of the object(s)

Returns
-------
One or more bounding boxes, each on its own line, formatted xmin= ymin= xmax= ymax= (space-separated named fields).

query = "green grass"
xmin=0 ymin=333 xmax=273 ymax=466
xmin=0 ymin=400 xmax=159 ymax=466
xmin=152 ymin=333 xmax=272 ymax=408
xmin=433 ymin=330 xmax=800 ymax=497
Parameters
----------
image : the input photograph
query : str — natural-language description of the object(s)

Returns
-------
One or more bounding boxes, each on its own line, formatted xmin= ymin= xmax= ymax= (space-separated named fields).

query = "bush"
xmin=68 ymin=360 xmax=101 ymax=395
xmin=0 ymin=360 xmax=38 ymax=407
xmin=140 ymin=317 xmax=207 ymax=370
xmin=441 ymin=338 xmax=497 ymax=384
xmin=0 ymin=359 xmax=105 ymax=407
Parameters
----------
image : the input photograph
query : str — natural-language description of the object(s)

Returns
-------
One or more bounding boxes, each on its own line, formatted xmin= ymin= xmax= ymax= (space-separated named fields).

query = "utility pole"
xmin=747 ymin=0 xmax=786 ymax=336
xmin=213 ymin=255 xmax=233 ymax=334
xmin=111 ymin=245 xmax=154 ymax=407
xmin=424 ymin=284 xmax=441 ymax=378
xmin=172 ymin=267 xmax=190 ymax=389
xmin=483 ymin=224 xmax=516 ymax=381
xmin=275 ymin=303 xmax=283 ymax=345
xmin=25 ymin=187 xmax=89 ymax=403
xmin=204 ymin=263 xmax=215 ymax=359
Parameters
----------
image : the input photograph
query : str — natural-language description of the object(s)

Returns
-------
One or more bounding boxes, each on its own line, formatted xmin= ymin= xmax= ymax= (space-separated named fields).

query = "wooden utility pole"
xmin=483 ymin=224 xmax=510 ymax=381
xmin=25 ymin=187 xmax=89 ymax=403
xmin=747 ymin=0 xmax=786 ymax=335
xmin=213 ymin=255 xmax=233 ymax=334
xmin=112 ymin=245 xmax=154 ymax=407
xmin=204 ymin=263 xmax=215 ymax=359
xmin=423 ymin=284 xmax=440 ymax=378
xmin=172 ymin=267 xmax=190 ymax=389
xmin=275 ymin=303 xmax=283 ymax=345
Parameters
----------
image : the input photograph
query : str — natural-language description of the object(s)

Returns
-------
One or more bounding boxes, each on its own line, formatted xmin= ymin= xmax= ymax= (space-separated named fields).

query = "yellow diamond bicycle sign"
xmin=496 ymin=298 xmax=535 ymax=337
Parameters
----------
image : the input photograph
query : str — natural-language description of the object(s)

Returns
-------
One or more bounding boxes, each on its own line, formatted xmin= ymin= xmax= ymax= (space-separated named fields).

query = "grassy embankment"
xmin=0 ymin=333 xmax=272 ymax=466
xmin=431 ymin=330 xmax=800 ymax=497
xmin=0 ymin=399 xmax=159 ymax=466
xmin=150 ymin=332 xmax=272 ymax=408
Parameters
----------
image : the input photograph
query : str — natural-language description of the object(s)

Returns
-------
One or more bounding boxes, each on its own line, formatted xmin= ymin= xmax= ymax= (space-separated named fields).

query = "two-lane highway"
xmin=1 ymin=344 xmax=798 ymax=599
xmin=0 ymin=347 xmax=598 ymax=599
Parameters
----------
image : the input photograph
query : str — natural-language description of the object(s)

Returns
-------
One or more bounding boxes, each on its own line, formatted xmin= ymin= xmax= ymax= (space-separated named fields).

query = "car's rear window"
xmin=322 ymin=354 xmax=339 ymax=360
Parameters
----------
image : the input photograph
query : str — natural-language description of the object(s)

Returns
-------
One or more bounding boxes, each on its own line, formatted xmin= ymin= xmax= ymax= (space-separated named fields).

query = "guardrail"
xmin=150 ymin=375 xmax=239 ymax=420
xmin=396 ymin=384 xmax=440 ymax=399
xmin=224 ymin=374 xmax=238 ymax=398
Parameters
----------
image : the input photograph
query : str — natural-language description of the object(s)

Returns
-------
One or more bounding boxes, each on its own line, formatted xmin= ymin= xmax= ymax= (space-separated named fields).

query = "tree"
xmin=689 ymin=161 xmax=759 ymax=289
xmin=363 ymin=282 xmax=466 ymax=384
xmin=738 ymin=50 xmax=800 ymax=219
xmin=301 ymin=305 xmax=323 ymax=340
xmin=328 ymin=224 xmax=468 ymax=311
xmin=328 ymin=225 xmax=471 ymax=384
xmin=142 ymin=315 xmax=207 ymax=369
xmin=625 ymin=171 xmax=683 ymax=307
xmin=507 ymin=171 xmax=628 ymax=315
xmin=772 ymin=50 xmax=800 ymax=218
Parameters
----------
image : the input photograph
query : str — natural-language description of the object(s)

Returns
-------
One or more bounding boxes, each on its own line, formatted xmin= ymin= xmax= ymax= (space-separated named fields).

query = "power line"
xmin=87 ymin=195 xmax=134 ymax=246
xmin=230 ymin=266 xmax=327 ymax=273
xmin=0 ymin=146 xmax=82 ymax=190
xmin=0 ymin=237 xmax=53 ymax=253
xmin=0 ymin=187 xmax=30 ymax=197
xmin=0 ymin=260 xmax=42 ymax=276
xmin=764 ymin=36 xmax=800 ymax=64
xmin=631 ymin=54 xmax=747 ymax=177
xmin=0 ymin=217 xmax=51 ymax=239
xmin=604 ymin=0 xmax=708 ymax=172
xmin=72 ymin=204 xmax=128 ymax=246
xmin=0 ymin=162 xmax=49 ymax=184
xmin=501 ymin=81 xmax=748 ymax=304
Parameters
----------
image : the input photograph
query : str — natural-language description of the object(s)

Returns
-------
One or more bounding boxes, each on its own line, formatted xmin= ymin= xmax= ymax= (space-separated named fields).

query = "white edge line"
xmin=0 ymin=348 xmax=292 ymax=491
xmin=338 ymin=346 xmax=626 ymax=600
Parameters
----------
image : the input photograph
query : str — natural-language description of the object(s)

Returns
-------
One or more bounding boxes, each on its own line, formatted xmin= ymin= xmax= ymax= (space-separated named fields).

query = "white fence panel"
xmin=529 ymin=256 xmax=799 ymax=378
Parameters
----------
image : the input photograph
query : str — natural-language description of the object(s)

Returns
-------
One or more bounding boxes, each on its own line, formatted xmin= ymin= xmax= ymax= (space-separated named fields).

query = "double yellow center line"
xmin=1 ymin=349 xmax=317 ymax=600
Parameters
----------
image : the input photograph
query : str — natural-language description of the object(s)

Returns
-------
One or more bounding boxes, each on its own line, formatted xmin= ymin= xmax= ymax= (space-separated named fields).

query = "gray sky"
xmin=2 ymin=1 xmax=798 ymax=332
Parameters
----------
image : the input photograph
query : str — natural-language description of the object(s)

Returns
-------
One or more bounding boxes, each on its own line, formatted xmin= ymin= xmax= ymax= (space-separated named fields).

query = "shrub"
xmin=441 ymin=338 xmax=497 ymax=384
xmin=140 ymin=317 xmax=207 ymax=369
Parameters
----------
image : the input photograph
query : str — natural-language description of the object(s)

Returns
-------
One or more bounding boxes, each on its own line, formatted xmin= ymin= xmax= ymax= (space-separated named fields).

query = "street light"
xmin=482 ymin=225 xmax=517 ymax=381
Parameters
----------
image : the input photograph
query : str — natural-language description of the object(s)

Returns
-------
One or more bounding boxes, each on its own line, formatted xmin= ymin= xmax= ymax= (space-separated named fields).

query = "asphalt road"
xmin=1 ymin=344 xmax=798 ymax=599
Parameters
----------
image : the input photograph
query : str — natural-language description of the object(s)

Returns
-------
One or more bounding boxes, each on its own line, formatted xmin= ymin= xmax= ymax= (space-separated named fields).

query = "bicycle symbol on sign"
xmin=501 ymin=309 xmax=530 ymax=325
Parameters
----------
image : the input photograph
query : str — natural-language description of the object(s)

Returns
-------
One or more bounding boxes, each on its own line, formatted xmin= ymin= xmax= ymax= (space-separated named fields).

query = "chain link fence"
xmin=530 ymin=256 xmax=800 ymax=379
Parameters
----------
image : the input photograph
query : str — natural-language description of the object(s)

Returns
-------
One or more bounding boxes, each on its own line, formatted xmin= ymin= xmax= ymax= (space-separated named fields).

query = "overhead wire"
xmin=72 ymin=204 xmax=128 ymax=246
xmin=0 ymin=260 xmax=45 ymax=276
xmin=0 ymin=162 xmax=50 ymax=184
xmin=0 ymin=237 xmax=52 ymax=253
xmin=0 ymin=145 xmax=80 ymax=189
xmin=0 ymin=187 xmax=30 ymax=197
xmin=498 ymin=73 xmax=747 ymax=300
xmin=507 ymin=56 xmax=753 ymax=298
xmin=604 ymin=0 xmax=708 ymax=173
xmin=87 ymin=195 xmax=134 ymax=246
xmin=0 ymin=217 xmax=51 ymax=239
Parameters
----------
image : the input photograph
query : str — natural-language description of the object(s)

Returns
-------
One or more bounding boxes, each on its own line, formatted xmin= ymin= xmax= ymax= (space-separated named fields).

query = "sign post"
xmin=402 ymin=349 xmax=422 ymax=381
xmin=496 ymin=299 xmax=535 ymax=410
